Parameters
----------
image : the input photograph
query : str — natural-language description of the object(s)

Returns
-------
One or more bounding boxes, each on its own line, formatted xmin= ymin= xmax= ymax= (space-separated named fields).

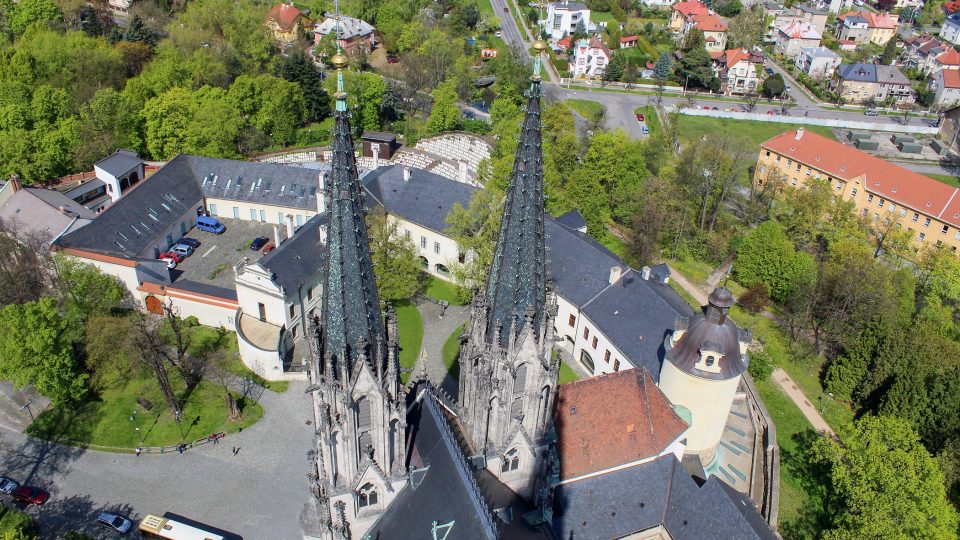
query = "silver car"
xmin=0 ymin=476 xmax=18 ymax=494
xmin=96 ymin=512 xmax=132 ymax=534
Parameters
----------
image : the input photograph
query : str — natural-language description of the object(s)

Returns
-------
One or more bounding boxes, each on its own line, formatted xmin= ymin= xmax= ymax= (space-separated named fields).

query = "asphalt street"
xmin=0 ymin=382 xmax=315 ymax=540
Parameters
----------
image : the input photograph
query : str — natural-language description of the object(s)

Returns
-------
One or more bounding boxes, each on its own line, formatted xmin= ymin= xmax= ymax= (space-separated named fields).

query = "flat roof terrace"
xmin=168 ymin=218 xmax=281 ymax=294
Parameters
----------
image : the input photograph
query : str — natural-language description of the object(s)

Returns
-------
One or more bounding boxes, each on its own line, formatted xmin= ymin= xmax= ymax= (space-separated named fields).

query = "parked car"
xmin=766 ymin=110 xmax=775 ymax=115
xmin=712 ymin=106 xmax=720 ymax=110
xmin=764 ymin=67 xmax=774 ymax=75
xmin=0 ymin=476 xmax=18 ymax=494
xmin=160 ymin=257 xmax=177 ymax=269
xmin=176 ymin=237 xmax=201 ymax=249
xmin=785 ymin=84 xmax=792 ymax=92
xmin=635 ymin=113 xmax=645 ymax=122
xmin=641 ymin=126 xmax=649 ymax=135
xmin=495 ymin=30 xmax=502 ymax=37
xmin=386 ymin=55 xmax=400 ymax=64
xmin=96 ymin=512 xmax=132 ymax=534
xmin=12 ymin=486 xmax=49 ymax=505
xmin=159 ymin=251 xmax=184 ymax=264
xmin=169 ymin=244 xmax=194 ymax=258
xmin=262 ymin=244 xmax=275 ymax=255
xmin=864 ymin=109 xmax=879 ymax=116
xmin=196 ymin=215 xmax=225 ymax=234
xmin=503 ymin=6 xmax=508 ymax=12
xmin=250 ymin=237 xmax=269 ymax=251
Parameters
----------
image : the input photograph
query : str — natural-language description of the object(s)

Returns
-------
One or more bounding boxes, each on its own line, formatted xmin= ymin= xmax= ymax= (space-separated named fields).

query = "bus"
xmin=138 ymin=514 xmax=225 ymax=540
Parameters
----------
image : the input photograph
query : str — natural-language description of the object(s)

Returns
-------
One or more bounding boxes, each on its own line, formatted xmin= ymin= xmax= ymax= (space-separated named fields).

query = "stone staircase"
xmin=706 ymin=396 xmax=755 ymax=494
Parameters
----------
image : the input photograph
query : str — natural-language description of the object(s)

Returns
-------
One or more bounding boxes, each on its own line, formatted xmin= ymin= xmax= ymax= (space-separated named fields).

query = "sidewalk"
xmin=771 ymin=369 xmax=834 ymax=435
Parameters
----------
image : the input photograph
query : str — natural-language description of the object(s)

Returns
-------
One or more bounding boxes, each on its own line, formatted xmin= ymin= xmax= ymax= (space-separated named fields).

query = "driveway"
xmin=0 ymin=382 xmax=315 ymax=539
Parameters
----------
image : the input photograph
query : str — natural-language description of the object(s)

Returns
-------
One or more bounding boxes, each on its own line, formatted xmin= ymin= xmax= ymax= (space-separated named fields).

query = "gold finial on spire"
xmin=331 ymin=53 xmax=348 ymax=69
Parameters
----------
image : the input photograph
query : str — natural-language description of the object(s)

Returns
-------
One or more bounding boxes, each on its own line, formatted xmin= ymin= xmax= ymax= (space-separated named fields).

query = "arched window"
xmin=500 ymin=448 xmax=520 ymax=473
xmin=705 ymin=356 xmax=716 ymax=367
xmin=435 ymin=263 xmax=450 ymax=276
xmin=356 ymin=397 xmax=372 ymax=431
xmin=357 ymin=483 xmax=378 ymax=508
xmin=419 ymin=256 xmax=428 ymax=269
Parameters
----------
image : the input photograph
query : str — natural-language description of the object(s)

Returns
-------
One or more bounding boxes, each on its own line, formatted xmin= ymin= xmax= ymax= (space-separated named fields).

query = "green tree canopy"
xmin=734 ymin=221 xmax=816 ymax=303
xmin=762 ymin=73 xmax=786 ymax=98
xmin=323 ymin=69 xmax=386 ymax=133
xmin=367 ymin=208 xmax=423 ymax=301
xmin=427 ymin=78 xmax=461 ymax=134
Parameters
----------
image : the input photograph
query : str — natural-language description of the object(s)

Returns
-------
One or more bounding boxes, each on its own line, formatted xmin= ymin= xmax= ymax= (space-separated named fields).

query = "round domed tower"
xmin=658 ymin=287 xmax=751 ymax=460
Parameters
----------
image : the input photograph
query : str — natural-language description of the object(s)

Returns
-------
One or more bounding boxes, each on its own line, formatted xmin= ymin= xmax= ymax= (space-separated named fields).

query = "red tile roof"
xmin=945 ymin=0 xmax=960 ymax=13
xmin=557 ymin=36 xmax=572 ymax=49
xmin=841 ymin=10 xmax=898 ymax=29
xmin=266 ymin=3 xmax=302 ymax=32
xmin=938 ymin=49 xmax=960 ymax=66
xmin=693 ymin=12 xmax=727 ymax=32
xmin=762 ymin=129 xmax=960 ymax=227
xmin=553 ymin=369 xmax=688 ymax=481
xmin=942 ymin=69 xmax=960 ymax=89
xmin=620 ymin=35 xmax=639 ymax=43
xmin=673 ymin=0 xmax=709 ymax=17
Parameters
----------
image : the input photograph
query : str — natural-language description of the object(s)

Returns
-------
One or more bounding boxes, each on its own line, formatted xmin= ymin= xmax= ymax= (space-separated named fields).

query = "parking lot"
xmin=169 ymin=218 xmax=280 ymax=290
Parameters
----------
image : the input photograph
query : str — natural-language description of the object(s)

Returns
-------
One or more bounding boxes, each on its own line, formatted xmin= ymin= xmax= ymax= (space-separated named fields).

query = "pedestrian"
xmin=231 ymin=446 xmax=236 ymax=455
xmin=177 ymin=444 xmax=185 ymax=455
xmin=135 ymin=447 xmax=142 ymax=457
xmin=233 ymin=446 xmax=240 ymax=456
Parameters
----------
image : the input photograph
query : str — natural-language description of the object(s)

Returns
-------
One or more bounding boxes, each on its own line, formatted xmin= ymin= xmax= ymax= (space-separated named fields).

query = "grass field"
xmin=633 ymin=106 xmax=661 ymax=137
xmin=558 ymin=361 xmax=580 ymax=385
xmin=674 ymin=116 xmax=836 ymax=151
xmin=927 ymin=173 xmax=960 ymax=188
xmin=590 ymin=10 xmax=618 ymax=25
xmin=0 ymin=508 xmax=33 ymax=536
xmin=566 ymin=99 xmax=605 ymax=121
xmin=425 ymin=275 xmax=468 ymax=306
xmin=476 ymin=0 xmax=494 ymax=16
xmin=395 ymin=300 xmax=424 ymax=384
xmin=27 ymin=371 xmax=263 ymax=450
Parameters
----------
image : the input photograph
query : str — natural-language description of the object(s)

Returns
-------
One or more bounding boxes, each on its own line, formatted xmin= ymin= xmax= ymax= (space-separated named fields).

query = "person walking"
xmin=135 ymin=447 xmax=142 ymax=457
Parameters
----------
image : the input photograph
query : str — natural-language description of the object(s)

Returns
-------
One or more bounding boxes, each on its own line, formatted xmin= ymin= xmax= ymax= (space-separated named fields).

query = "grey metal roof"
xmin=195 ymin=156 xmax=324 ymax=210
xmin=168 ymin=279 xmax=238 ymax=301
xmin=484 ymin=79 xmax=547 ymax=344
xmin=362 ymin=166 xmax=475 ymax=234
xmin=260 ymin=213 xmax=326 ymax=294
xmin=555 ymin=209 xmax=587 ymax=231
xmin=361 ymin=131 xmax=397 ymax=143
xmin=581 ymin=269 xmax=694 ymax=380
xmin=838 ymin=63 xmax=910 ymax=85
xmin=94 ymin=149 xmax=142 ymax=177
xmin=553 ymin=454 xmax=776 ymax=539
xmin=0 ymin=188 xmax=94 ymax=242
xmin=55 ymin=154 xmax=203 ymax=256
xmin=874 ymin=64 xmax=911 ymax=85
xmin=318 ymin=98 xmax=387 ymax=380
xmin=64 ymin=178 xmax=106 ymax=199
xmin=799 ymin=46 xmax=840 ymax=59
xmin=365 ymin=392 xmax=500 ymax=540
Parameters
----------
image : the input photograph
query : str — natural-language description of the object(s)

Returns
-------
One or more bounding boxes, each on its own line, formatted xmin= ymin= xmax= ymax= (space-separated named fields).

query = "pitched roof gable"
xmin=266 ymin=3 xmax=301 ymax=32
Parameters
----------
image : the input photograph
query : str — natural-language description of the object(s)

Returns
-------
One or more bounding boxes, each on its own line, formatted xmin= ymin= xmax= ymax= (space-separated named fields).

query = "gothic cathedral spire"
xmin=309 ymin=31 xmax=406 ymax=539
xmin=457 ymin=40 xmax=559 ymax=501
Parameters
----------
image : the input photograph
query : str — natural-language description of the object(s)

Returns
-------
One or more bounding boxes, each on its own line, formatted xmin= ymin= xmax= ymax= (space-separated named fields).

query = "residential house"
xmin=641 ymin=0 xmax=678 ymax=6
xmin=903 ymin=34 xmax=950 ymax=72
xmin=620 ymin=35 xmax=639 ymax=48
xmin=264 ymin=2 xmax=303 ymax=45
xmin=930 ymin=69 xmax=960 ymax=107
xmin=928 ymin=49 xmax=960 ymax=76
xmin=837 ymin=39 xmax=857 ymax=51
xmin=775 ymin=21 xmax=822 ymax=58
xmin=944 ymin=13 xmax=960 ymax=45
xmin=837 ymin=11 xmax=899 ymax=45
xmin=0 ymin=179 xmax=95 ymax=244
xmin=773 ymin=4 xmax=828 ymax=35
xmin=714 ymin=48 xmax=764 ymax=95
xmin=107 ymin=0 xmax=133 ymax=13
xmin=833 ymin=63 xmax=915 ymax=104
xmin=886 ymin=0 xmax=921 ymax=8
xmin=670 ymin=0 xmax=709 ymax=32
xmin=944 ymin=0 xmax=960 ymax=15
xmin=542 ymin=1 xmax=594 ymax=41
xmin=795 ymin=46 xmax=842 ymax=78
xmin=314 ymin=14 xmax=377 ymax=53
xmin=825 ymin=0 xmax=853 ymax=14
xmin=693 ymin=13 xmax=729 ymax=53
xmin=570 ymin=37 xmax=611 ymax=78
xmin=758 ymin=128 xmax=960 ymax=252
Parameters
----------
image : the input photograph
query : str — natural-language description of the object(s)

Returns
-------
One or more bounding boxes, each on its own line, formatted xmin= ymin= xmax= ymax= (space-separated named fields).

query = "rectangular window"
xmin=583 ymin=327 xmax=589 ymax=340
xmin=604 ymin=350 xmax=611 ymax=363
xmin=307 ymin=287 xmax=313 ymax=301
xmin=458 ymin=252 xmax=466 ymax=263
xmin=851 ymin=188 xmax=857 ymax=197
xmin=912 ymin=213 xmax=919 ymax=222
xmin=613 ymin=359 xmax=620 ymax=372
xmin=292 ymin=326 xmax=298 ymax=339
xmin=261 ymin=210 xmax=267 ymax=222
xmin=925 ymin=217 xmax=931 ymax=227
xmin=900 ymin=209 xmax=907 ymax=217
xmin=591 ymin=336 xmax=598 ymax=349
xmin=877 ymin=198 xmax=884 ymax=207
xmin=209 ymin=203 xmax=218 ymax=215
xmin=765 ymin=151 xmax=771 ymax=157
xmin=278 ymin=212 xmax=284 ymax=224
xmin=861 ymin=208 xmax=868 ymax=217
xmin=867 ymin=194 xmax=874 ymax=203
xmin=873 ymin=213 xmax=879 ymax=221
xmin=404 ymin=229 xmax=410 ymax=238
xmin=775 ymin=155 xmax=781 ymax=162
xmin=233 ymin=207 xmax=240 ymax=219
xmin=421 ymin=236 xmax=427 ymax=248
xmin=835 ymin=181 xmax=842 ymax=190
xmin=796 ymin=164 xmax=801 ymax=172
xmin=889 ymin=204 xmax=896 ymax=213
xmin=289 ymin=304 xmax=295 ymax=318
xmin=791 ymin=178 xmax=798 ymax=186
xmin=786 ymin=159 xmax=792 ymax=167
xmin=568 ymin=314 xmax=576 ymax=327
xmin=919 ymin=232 xmax=926 ymax=241
xmin=806 ymin=167 xmax=811 ymax=176
xmin=943 ymin=225 xmax=950 ymax=234
xmin=250 ymin=208 xmax=257 ymax=220
xmin=434 ymin=241 xmax=440 ymax=254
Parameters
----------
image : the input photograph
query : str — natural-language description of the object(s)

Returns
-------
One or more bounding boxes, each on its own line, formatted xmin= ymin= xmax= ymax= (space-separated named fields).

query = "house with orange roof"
xmin=775 ymin=21 xmax=822 ymax=57
xmin=928 ymin=48 xmax=960 ymax=75
xmin=836 ymin=11 xmax=899 ymax=45
xmin=619 ymin=35 xmax=639 ymax=48
xmin=669 ymin=0 xmax=709 ymax=32
xmin=713 ymin=48 xmax=764 ymax=95
xmin=945 ymin=0 xmax=960 ymax=14
xmin=930 ymin=69 xmax=960 ymax=107
xmin=758 ymin=128 xmax=960 ymax=252
xmin=692 ymin=12 xmax=728 ymax=52
xmin=264 ymin=2 xmax=303 ymax=45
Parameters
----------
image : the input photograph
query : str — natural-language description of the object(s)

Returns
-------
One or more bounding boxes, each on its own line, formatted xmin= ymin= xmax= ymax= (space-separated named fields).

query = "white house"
xmin=714 ymin=48 xmax=764 ymax=95
xmin=944 ymin=14 xmax=960 ymax=46
xmin=795 ymin=46 xmax=841 ymax=77
xmin=570 ymin=37 xmax=611 ymax=78
xmin=542 ymin=1 xmax=594 ymax=41
xmin=930 ymin=69 xmax=960 ymax=107
xmin=775 ymin=21 xmax=822 ymax=58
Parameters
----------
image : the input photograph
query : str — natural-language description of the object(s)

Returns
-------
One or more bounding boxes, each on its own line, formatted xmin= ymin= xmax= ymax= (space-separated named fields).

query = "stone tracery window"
xmin=357 ymin=482 xmax=378 ymax=508
xmin=500 ymin=448 xmax=520 ymax=473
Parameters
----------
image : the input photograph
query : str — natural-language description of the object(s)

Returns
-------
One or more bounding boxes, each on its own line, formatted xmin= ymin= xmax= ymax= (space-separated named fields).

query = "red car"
xmin=159 ymin=251 xmax=184 ymax=264
xmin=262 ymin=244 xmax=275 ymax=255
xmin=635 ymin=113 xmax=645 ymax=122
xmin=13 ymin=486 xmax=49 ymax=505
xmin=386 ymin=55 xmax=400 ymax=64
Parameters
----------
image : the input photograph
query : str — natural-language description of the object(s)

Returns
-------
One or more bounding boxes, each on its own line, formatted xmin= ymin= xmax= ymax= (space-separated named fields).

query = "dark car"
xmin=176 ymin=237 xmax=201 ymax=249
xmin=386 ymin=55 xmax=400 ymax=64
xmin=13 ymin=486 xmax=49 ymax=505
xmin=250 ymin=237 xmax=269 ymax=251
xmin=503 ymin=6 xmax=509 ymax=12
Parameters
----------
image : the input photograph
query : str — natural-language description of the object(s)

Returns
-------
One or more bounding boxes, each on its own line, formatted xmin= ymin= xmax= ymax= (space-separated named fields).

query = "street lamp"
xmin=130 ymin=409 xmax=143 ymax=445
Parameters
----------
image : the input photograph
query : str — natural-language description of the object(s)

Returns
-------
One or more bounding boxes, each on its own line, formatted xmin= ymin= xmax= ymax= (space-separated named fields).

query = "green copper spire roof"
xmin=483 ymin=59 xmax=547 ymax=344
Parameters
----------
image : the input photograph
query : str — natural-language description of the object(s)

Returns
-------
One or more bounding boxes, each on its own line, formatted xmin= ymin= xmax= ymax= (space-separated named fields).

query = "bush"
xmin=748 ymin=348 xmax=774 ymax=381
xmin=739 ymin=283 xmax=770 ymax=314
xmin=461 ymin=118 xmax=491 ymax=134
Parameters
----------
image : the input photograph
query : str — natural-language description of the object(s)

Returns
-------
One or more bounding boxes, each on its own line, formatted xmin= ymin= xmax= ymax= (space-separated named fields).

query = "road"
xmin=0 ymin=383 xmax=315 ymax=539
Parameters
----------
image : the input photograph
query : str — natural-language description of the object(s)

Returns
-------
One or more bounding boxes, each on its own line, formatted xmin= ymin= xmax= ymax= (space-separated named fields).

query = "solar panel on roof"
xmin=225 ymin=179 xmax=232 ymax=189
xmin=117 ymin=231 xmax=129 ymax=241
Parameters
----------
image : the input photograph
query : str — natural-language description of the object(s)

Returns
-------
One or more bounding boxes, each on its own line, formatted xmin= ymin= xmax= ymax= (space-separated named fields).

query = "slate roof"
xmin=361 ymin=131 xmax=397 ymax=143
xmin=195 ymin=155 xmax=324 ymax=210
xmin=555 ymin=209 xmax=586 ymax=231
xmin=94 ymin=149 xmax=142 ymax=178
xmin=0 ymin=188 xmax=94 ymax=242
xmin=55 ymin=154 xmax=203 ymax=256
xmin=553 ymin=454 xmax=777 ymax=539
xmin=362 ymin=166 xmax=474 ymax=234
xmin=259 ymin=213 xmax=326 ymax=294
xmin=799 ymin=45 xmax=840 ymax=59
xmin=553 ymin=369 xmax=688 ymax=480
xmin=837 ymin=63 xmax=910 ymax=85
xmin=315 ymin=14 xmax=375 ymax=39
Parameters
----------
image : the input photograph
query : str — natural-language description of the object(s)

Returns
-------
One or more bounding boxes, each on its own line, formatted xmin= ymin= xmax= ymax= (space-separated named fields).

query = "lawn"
xmin=665 ymin=257 xmax=714 ymax=287
xmin=675 ymin=116 xmax=837 ymax=152
xmin=590 ymin=10 xmax=618 ymax=25
xmin=633 ymin=106 xmax=661 ymax=135
xmin=600 ymin=233 xmax=628 ymax=259
xmin=566 ymin=99 xmax=605 ymax=121
xmin=395 ymin=300 xmax=424 ymax=384
xmin=424 ymin=275 xmax=468 ymax=306
xmin=195 ymin=327 xmax=288 ymax=394
xmin=27 ymin=370 xmax=263 ymax=450
xmin=476 ymin=0 xmax=494 ymax=17
xmin=558 ymin=361 xmax=580 ymax=385
xmin=927 ymin=173 xmax=960 ymax=188
xmin=0 ymin=508 xmax=33 ymax=536
xmin=442 ymin=325 xmax=464 ymax=381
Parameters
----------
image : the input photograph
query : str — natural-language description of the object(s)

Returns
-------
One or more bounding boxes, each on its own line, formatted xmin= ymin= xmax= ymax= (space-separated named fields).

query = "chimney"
xmin=372 ymin=144 xmax=380 ymax=169
xmin=403 ymin=167 xmax=411 ymax=181
xmin=286 ymin=214 xmax=295 ymax=239
xmin=9 ymin=173 xmax=21 ymax=193
xmin=641 ymin=265 xmax=651 ymax=280
xmin=317 ymin=172 xmax=327 ymax=213
xmin=609 ymin=266 xmax=622 ymax=285
xmin=274 ymin=224 xmax=281 ymax=246
xmin=795 ymin=127 xmax=804 ymax=140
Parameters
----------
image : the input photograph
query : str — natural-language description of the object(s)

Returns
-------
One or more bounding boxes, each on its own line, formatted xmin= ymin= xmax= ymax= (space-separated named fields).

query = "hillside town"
xmin=0 ymin=0 xmax=959 ymax=538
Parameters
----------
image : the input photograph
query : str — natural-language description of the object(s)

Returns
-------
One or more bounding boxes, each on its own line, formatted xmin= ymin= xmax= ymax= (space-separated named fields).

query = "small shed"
xmin=931 ymin=139 xmax=949 ymax=155
xmin=848 ymin=131 xmax=871 ymax=142
xmin=361 ymin=131 xmax=400 ymax=160
xmin=898 ymin=141 xmax=922 ymax=154
xmin=892 ymin=134 xmax=915 ymax=145
xmin=855 ymin=139 xmax=879 ymax=151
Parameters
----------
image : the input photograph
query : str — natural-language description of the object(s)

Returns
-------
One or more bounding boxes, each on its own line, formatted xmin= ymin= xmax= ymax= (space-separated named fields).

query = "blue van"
xmin=196 ymin=215 xmax=225 ymax=234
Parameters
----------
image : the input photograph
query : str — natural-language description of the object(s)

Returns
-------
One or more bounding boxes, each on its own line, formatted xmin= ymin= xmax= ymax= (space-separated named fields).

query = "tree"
xmin=323 ymin=69 xmax=386 ymax=133
xmin=675 ymin=48 xmax=715 ymax=90
xmin=446 ymin=187 xmax=503 ymax=292
xmin=129 ymin=310 xmax=181 ymax=416
xmin=811 ymin=415 xmax=959 ymax=540
xmin=0 ymin=220 xmax=51 ymax=304
xmin=0 ymin=298 xmax=88 ymax=405
xmin=739 ymin=282 xmax=770 ymax=314
xmin=734 ymin=221 xmax=816 ymax=303
xmin=726 ymin=5 xmax=764 ymax=50
xmin=123 ymin=15 xmax=158 ymax=47
xmin=8 ymin=0 xmax=61 ymax=36
xmin=279 ymin=50 xmax=331 ymax=122
xmin=367 ymin=207 xmax=423 ymax=301
xmin=84 ymin=313 xmax=138 ymax=392
xmin=52 ymin=254 xmax=127 ymax=324
xmin=654 ymin=52 xmax=673 ymax=80
xmin=625 ymin=175 xmax=682 ymax=264
xmin=880 ymin=38 xmax=898 ymax=65
xmin=681 ymin=28 xmax=705 ymax=52
xmin=762 ymin=73 xmax=785 ymax=98
xmin=205 ymin=349 xmax=242 ymax=421
xmin=427 ymin=78 xmax=461 ymax=134
xmin=714 ymin=0 xmax=742 ymax=17
xmin=603 ymin=53 xmax=626 ymax=82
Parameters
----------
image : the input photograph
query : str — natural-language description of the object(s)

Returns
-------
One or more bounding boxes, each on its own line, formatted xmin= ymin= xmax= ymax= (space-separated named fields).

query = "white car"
xmin=0 ymin=476 xmax=18 ymax=494
xmin=96 ymin=512 xmax=133 ymax=534
xmin=160 ymin=257 xmax=177 ymax=269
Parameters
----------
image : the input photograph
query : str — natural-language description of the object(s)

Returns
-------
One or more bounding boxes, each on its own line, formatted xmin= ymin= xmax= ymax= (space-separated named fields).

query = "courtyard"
xmin=169 ymin=218 xmax=281 ymax=292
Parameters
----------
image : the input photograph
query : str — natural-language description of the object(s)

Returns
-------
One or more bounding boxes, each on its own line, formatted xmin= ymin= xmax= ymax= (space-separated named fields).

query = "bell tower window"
xmin=357 ymin=483 xmax=378 ymax=509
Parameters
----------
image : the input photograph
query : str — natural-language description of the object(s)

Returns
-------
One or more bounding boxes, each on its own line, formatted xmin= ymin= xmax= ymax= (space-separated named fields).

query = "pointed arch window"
xmin=357 ymin=397 xmax=372 ymax=431
xmin=357 ymin=483 xmax=378 ymax=508
xmin=500 ymin=448 xmax=520 ymax=473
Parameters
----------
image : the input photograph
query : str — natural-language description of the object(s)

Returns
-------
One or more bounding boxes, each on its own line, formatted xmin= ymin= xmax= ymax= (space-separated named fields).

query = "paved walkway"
xmin=0 ymin=383 xmax=315 ymax=539
xmin=665 ymin=264 xmax=708 ymax=305
xmin=414 ymin=300 xmax=471 ymax=398
xmin=771 ymin=369 xmax=834 ymax=436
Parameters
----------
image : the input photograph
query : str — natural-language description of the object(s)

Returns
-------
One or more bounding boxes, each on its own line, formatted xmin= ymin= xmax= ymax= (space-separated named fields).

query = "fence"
xmin=679 ymin=107 xmax=941 ymax=135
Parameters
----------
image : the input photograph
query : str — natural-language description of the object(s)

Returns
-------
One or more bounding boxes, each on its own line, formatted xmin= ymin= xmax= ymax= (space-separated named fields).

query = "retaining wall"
xmin=679 ymin=107 xmax=940 ymax=135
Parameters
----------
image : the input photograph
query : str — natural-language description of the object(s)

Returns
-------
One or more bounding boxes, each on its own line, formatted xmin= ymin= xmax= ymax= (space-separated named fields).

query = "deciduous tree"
xmin=367 ymin=207 xmax=424 ymax=301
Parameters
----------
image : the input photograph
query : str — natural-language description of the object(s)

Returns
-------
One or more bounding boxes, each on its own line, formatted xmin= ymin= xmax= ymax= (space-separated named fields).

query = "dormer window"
xmin=705 ymin=356 xmax=716 ymax=367
xmin=695 ymin=342 xmax=724 ymax=373
xmin=357 ymin=483 xmax=378 ymax=509
xmin=501 ymin=448 xmax=520 ymax=473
